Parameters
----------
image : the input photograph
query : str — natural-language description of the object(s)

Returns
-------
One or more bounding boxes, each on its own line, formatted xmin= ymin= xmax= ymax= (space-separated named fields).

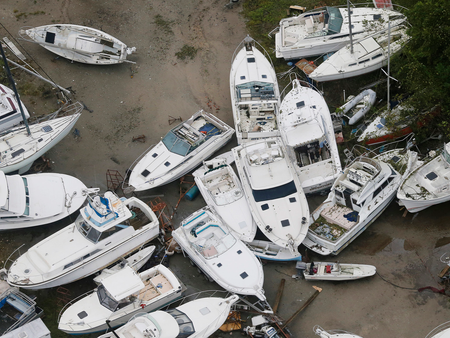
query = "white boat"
xmin=172 ymin=206 xmax=266 ymax=301
xmin=19 ymin=24 xmax=136 ymax=65
xmin=314 ymin=325 xmax=363 ymax=338
xmin=0 ymin=84 xmax=30 ymax=132
xmin=309 ymin=25 xmax=410 ymax=82
xmin=232 ymin=137 xmax=310 ymax=256
xmin=274 ymin=4 xmax=406 ymax=60
xmin=303 ymin=156 xmax=401 ymax=256
xmin=192 ymin=152 xmax=257 ymax=242
xmin=0 ymin=271 xmax=44 ymax=336
xmin=279 ymin=78 xmax=342 ymax=194
xmin=58 ymin=264 xmax=186 ymax=334
xmin=426 ymin=322 xmax=450 ymax=338
xmin=93 ymin=246 xmax=155 ymax=285
xmin=7 ymin=191 xmax=160 ymax=290
xmin=128 ymin=110 xmax=234 ymax=192
xmin=336 ymin=89 xmax=376 ymax=125
xmin=397 ymin=143 xmax=450 ymax=213
xmin=247 ymin=239 xmax=303 ymax=262
xmin=2 ymin=318 xmax=50 ymax=338
xmin=98 ymin=293 xmax=240 ymax=338
xmin=0 ymin=171 xmax=98 ymax=230
xmin=0 ymin=102 xmax=82 ymax=174
xmin=302 ymin=261 xmax=376 ymax=281
xmin=230 ymin=36 xmax=280 ymax=145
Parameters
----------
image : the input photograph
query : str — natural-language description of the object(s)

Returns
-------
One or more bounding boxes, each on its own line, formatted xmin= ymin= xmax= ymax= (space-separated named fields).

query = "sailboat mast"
xmin=347 ymin=0 xmax=354 ymax=54
xmin=387 ymin=21 xmax=391 ymax=111
xmin=0 ymin=42 xmax=31 ymax=136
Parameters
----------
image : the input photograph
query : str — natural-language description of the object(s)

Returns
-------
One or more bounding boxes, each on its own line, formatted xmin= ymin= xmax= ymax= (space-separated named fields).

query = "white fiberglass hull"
xmin=398 ymin=194 xmax=450 ymax=213
xmin=247 ymin=239 xmax=302 ymax=262
xmin=303 ymin=262 xmax=376 ymax=281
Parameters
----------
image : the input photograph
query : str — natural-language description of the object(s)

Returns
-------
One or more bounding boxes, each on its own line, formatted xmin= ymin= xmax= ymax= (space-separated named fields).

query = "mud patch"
xmin=435 ymin=237 xmax=450 ymax=249
xmin=350 ymin=231 xmax=392 ymax=255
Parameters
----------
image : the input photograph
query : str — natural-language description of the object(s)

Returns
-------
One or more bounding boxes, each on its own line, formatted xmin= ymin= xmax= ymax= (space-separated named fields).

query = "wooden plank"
xmin=272 ymin=278 xmax=286 ymax=313
xmin=290 ymin=5 xmax=306 ymax=11
xmin=295 ymin=59 xmax=317 ymax=75
xmin=439 ymin=265 xmax=450 ymax=278
xmin=3 ymin=37 xmax=26 ymax=61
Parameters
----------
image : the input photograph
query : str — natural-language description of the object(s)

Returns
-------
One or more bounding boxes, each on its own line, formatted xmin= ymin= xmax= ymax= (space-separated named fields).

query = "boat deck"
xmin=238 ymin=102 xmax=277 ymax=135
xmin=138 ymin=273 xmax=172 ymax=302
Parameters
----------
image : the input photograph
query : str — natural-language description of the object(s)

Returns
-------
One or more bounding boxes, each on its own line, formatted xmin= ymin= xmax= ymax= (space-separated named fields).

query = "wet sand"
xmin=0 ymin=1 xmax=449 ymax=337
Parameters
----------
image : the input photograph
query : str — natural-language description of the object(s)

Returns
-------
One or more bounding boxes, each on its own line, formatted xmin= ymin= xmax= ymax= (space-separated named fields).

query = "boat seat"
xmin=202 ymin=245 xmax=218 ymax=258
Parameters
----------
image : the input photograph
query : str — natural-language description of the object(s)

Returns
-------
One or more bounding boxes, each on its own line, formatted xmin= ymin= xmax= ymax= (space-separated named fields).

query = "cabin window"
xmin=97 ymin=285 xmax=119 ymax=312
xmin=167 ymin=309 xmax=195 ymax=338
xmin=252 ymin=181 xmax=297 ymax=202
xmin=98 ymin=225 xmax=127 ymax=242
xmin=349 ymin=63 xmax=357 ymax=67
xmin=335 ymin=190 xmax=343 ymax=198
xmin=76 ymin=216 xmax=101 ymax=243
xmin=372 ymin=53 xmax=383 ymax=60
xmin=373 ymin=186 xmax=382 ymax=198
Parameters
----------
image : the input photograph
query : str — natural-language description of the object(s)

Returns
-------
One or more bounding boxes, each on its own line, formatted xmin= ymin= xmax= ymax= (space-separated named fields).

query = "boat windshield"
xmin=236 ymin=82 xmax=275 ymax=101
xmin=326 ymin=7 xmax=343 ymax=35
xmin=444 ymin=144 xmax=450 ymax=164
xmin=76 ymin=214 xmax=101 ymax=243
xmin=162 ymin=130 xmax=192 ymax=156
xmin=97 ymin=285 xmax=119 ymax=312
xmin=167 ymin=309 xmax=195 ymax=338
xmin=252 ymin=181 xmax=297 ymax=202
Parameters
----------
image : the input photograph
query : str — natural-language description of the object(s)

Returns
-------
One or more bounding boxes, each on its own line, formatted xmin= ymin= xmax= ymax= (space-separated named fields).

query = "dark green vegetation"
xmin=175 ymin=45 xmax=198 ymax=61
xmin=242 ymin=0 xmax=450 ymax=142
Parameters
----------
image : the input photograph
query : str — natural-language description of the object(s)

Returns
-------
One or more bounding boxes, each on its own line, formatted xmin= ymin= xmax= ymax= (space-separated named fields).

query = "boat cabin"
xmin=201 ymin=166 xmax=242 ymax=206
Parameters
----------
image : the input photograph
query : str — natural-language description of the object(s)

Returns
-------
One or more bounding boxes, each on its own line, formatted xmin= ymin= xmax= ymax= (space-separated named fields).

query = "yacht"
xmin=192 ymin=152 xmax=257 ymax=242
xmin=303 ymin=156 xmax=401 ymax=255
xmin=232 ymin=137 xmax=309 ymax=256
xmin=0 ymin=83 xmax=30 ymax=132
xmin=230 ymin=36 xmax=280 ymax=144
xmin=172 ymin=206 xmax=266 ymax=302
xmin=98 ymin=293 xmax=239 ymax=338
xmin=314 ymin=325 xmax=363 ymax=338
xmin=0 ymin=171 xmax=98 ymax=230
xmin=397 ymin=142 xmax=450 ymax=213
xmin=58 ymin=264 xmax=185 ymax=334
xmin=426 ymin=322 xmax=450 ymax=338
xmin=7 ymin=191 xmax=160 ymax=289
xmin=127 ymin=110 xmax=234 ymax=192
xmin=274 ymin=4 xmax=406 ymax=60
xmin=279 ymin=78 xmax=341 ymax=194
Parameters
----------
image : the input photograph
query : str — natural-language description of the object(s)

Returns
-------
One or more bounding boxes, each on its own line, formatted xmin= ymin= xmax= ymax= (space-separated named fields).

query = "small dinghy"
xmin=58 ymin=264 xmax=186 ymax=334
xmin=127 ymin=110 xmax=234 ymax=192
xmin=19 ymin=24 xmax=136 ymax=65
xmin=192 ymin=151 xmax=257 ymax=242
xmin=314 ymin=325 xmax=364 ymax=338
xmin=172 ymin=206 xmax=267 ymax=303
xmin=0 ymin=84 xmax=30 ymax=132
xmin=337 ymin=89 xmax=376 ymax=125
xmin=301 ymin=261 xmax=376 ymax=281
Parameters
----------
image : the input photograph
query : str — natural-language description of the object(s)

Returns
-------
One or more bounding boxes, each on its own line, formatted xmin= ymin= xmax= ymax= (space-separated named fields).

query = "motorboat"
xmin=172 ymin=206 xmax=266 ymax=301
xmin=0 ymin=84 xmax=30 ymax=133
xmin=302 ymin=261 xmax=376 ymax=281
xmin=274 ymin=4 xmax=406 ymax=60
xmin=230 ymin=36 xmax=280 ymax=144
xmin=0 ymin=101 xmax=82 ymax=174
xmin=1 ymin=318 xmax=50 ymax=338
xmin=309 ymin=25 xmax=410 ymax=82
xmin=192 ymin=151 xmax=257 ymax=242
xmin=303 ymin=156 xmax=401 ymax=255
xmin=127 ymin=110 xmax=234 ymax=192
xmin=0 ymin=270 xmax=44 ymax=336
xmin=0 ymin=171 xmax=98 ymax=230
xmin=58 ymin=264 xmax=186 ymax=334
xmin=247 ymin=239 xmax=303 ymax=262
xmin=7 ymin=191 xmax=160 ymax=290
xmin=93 ymin=245 xmax=155 ymax=285
xmin=19 ymin=24 xmax=136 ymax=65
xmin=426 ymin=322 xmax=450 ymax=338
xmin=397 ymin=143 xmax=450 ymax=213
xmin=336 ymin=89 xmax=376 ymax=125
xmin=232 ymin=137 xmax=310 ymax=256
xmin=314 ymin=325 xmax=363 ymax=338
xmin=279 ymin=78 xmax=342 ymax=194
xmin=98 ymin=293 xmax=240 ymax=338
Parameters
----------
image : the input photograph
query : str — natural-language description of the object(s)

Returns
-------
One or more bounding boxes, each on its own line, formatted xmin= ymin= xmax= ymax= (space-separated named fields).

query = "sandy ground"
xmin=0 ymin=1 xmax=449 ymax=338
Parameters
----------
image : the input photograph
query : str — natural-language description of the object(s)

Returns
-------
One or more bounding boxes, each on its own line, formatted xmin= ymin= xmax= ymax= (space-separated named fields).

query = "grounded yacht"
xmin=314 ymin=325 xmax=364 ymax=338
xmin=397 ymin=143 xmax=450 ymax=213
xmin=426 ymin=322 xmax=450 ymax=338
xmin=58 ymin=264 xmax=185 ymax=334
xmin=19 ymin=24 xmax=136 ymax=65
xmin=192 ymin=152 xmax=257 ymax=242
xmin=303 ymin=156 xmax=401 ymax=255
xmin=232 ymin=137 xmax=309 ymax=257
xmin=172 ymin=206 xmax=266 ymax=302
xmin=128 ymin=110 xmax=234 ymax=192
xmin=98 ymin=293 xmax=239 ymax=338
xmin=279 ymin=78 xmax=341 ymax=194
xmin=0 ymin=171 xmax=98 ymax=230
xmin=7 ymin=191 xmax=160 ymax=290
xmin=230 ymin=36 xmax=280 ymax=144
xmin=274 ymin=4 xmax=406 ymax=60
